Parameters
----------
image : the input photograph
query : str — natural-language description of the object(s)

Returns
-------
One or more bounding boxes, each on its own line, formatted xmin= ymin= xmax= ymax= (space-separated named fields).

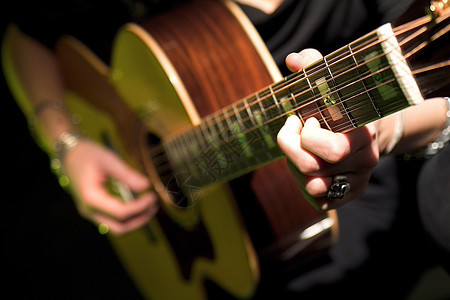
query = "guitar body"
xmin=4 ymin=1 xmax=336 ymax=299
xmin=59 ymin=1 xmax=338 ymax=298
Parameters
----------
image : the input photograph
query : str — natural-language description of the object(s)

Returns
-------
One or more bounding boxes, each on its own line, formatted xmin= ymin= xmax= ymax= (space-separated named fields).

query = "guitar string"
xmin=149 ymin=70 xmax=388 ymax=170
xmin=152 ymin=33 xmax=395 ymax=162
xmin=151 ymin=73 xmax=404 ymax=176
xmin=188 ymin=10 xmax=449 ymax=138
xmin=151 ymin=56 xmax=444 ymax=175
xmin=165 ymin=30 xmax=391 ymax=144
xmin=197 ymin=13 xmax=437 ymax=131
xmin=150 ymin=53 xmax=441 ymax=175
xmin=148 ymin=11 xmax=448 ymax=161
xmin=152 ymin=60 xmax=448 ymax=178
xmin=146 ymin=15 xmax=448 ymax=175
xmin=153 ymin=79 xmax=447 ymax=179
xmin=151 ymin=47 xmax=406 ymax=166
xmin=203 ymin=12 xmax=449 ymax=136
xmin=159 ymin=17 xmax=431 ymax=147
xmin=158 ymin=43 xmax=450 ymax=180
xmin=154 ymin=50 xmax=448 ymax=177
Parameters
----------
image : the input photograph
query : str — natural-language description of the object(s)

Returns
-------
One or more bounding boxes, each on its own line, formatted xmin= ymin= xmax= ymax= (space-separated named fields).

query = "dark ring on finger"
xmin=327 ymin=175 xmax=351 ymax=201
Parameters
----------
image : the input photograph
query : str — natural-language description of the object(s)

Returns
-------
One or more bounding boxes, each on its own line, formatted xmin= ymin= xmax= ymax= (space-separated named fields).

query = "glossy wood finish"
xmin=139 ymin=0 xmax=331 ymax=259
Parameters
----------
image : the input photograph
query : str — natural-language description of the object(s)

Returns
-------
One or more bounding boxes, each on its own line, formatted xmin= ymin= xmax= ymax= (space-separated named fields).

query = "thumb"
xmin=285 ymin=48 xmax=323 ymax=72
xmin=103 ymin=152 xmax=150 ymax=192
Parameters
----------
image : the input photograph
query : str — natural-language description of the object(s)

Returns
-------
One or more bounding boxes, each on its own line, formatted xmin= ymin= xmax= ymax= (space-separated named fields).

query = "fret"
xmin=197 ymin=121 xmax=216 ymax=180
xmin=348 ymin=43 xmax=381 ymax=120
xmin=214 ymin=112 xmax=226 ymax=139
xmin=232 ymin=103 xmax=253 ymax=158
xmin=193 ymin=124 xmax=206 ymax=154
xmin=323 ymin=56 xmax=345 ymax=121
xmin=349 ymin=26 xmax=411 ymax=125
xmin=239 ymin=98 xmax=256 ymax=137
xmin=166 ymin=134 xmax=191 ymax=187
xmin=244 ymin=96 xmax=257 ymax=127
xmin=214 ymin=112 xmax=229 ymax=147
xmin=255 ymin=92 xmax=267 ymax=120
xmin=221 ymin=108 xmax=242 ymax=158
xmin=352 ymin=32 xmax=393 ymax=114
xmin=232 ymin=103 xmax=243 ymax=125
xmin=206 ymin=116 xmax=228 ymax=170
xmin=222 ymin=107 xmax=233 ymax=136
xmin=301 ymin=66 xmax=331 ymax=130
xmin=253 ymin=89 xmax=278 ymax=150
xmin=180 ymin=130 xmax=202 ymax=181
xmin=319 ymin=52 xmax=356 ymax=132
xmin=271 ymin=79 xmax=295 ymax=116
xmin=326 ymin=39 xmax=380 ymax=131
xmin=283 ymin=74 xmax=305 ymax=124
xmin=192 ymin=125 xmax=211 ymax=181
xmin=268 ymin=85 xmax=282 ymax=114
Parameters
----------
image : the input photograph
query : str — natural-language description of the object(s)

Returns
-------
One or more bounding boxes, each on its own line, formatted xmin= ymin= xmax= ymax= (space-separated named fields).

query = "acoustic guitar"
xmin=3 ymin=0 xmax=448 ymax=298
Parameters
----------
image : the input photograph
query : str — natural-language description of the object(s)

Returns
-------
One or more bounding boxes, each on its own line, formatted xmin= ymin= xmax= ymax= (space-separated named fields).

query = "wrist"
xmin=51 ymin=131 xmax=87 ymax=187
xmin=423 ymin=97 xmax=450 ymax=157
xmin=33 ymin=99 xmax=78 ymax=144
xmin=53 ymin=131 xmax=85 ymax=163
xmin=375 ymin=111 xmax=404 ymax=156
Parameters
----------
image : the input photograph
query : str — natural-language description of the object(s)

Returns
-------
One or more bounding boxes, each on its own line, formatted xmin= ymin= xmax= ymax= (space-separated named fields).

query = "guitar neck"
xmin=163 ymin=23 xmax=423 ymax=188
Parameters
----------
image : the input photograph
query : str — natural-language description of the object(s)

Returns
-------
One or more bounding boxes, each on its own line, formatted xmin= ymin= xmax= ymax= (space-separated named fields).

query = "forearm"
xmin=376 ymin=98 xmax=448 ymax=155
xmin=11 ymin=28 xmax=74 ymax=144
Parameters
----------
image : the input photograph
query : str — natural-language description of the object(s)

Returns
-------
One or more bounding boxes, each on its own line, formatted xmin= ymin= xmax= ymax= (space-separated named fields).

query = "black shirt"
xmin=13 ymin=0 xmax=412 ymax=74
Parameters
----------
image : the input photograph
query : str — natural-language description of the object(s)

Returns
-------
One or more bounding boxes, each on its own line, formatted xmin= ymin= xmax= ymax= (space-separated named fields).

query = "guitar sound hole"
xmin=147 ymin=133 xmax=192 ymax=208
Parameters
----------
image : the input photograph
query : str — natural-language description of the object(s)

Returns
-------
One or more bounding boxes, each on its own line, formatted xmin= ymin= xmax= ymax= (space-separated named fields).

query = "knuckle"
xmin=297 ymin=158 xmax=320 ymax=174
xmin=276 ymin=131 xmax=286 ymax=148
xmin=327 ymin=141 xmax=349 ymax=163
xmin=80 ymin=189 xmax=98 ymax=207
xmin=305 ymin=177 xmax=328 ymax=197
xmin=364 ymin=154 xmax=379 ymax=169
xmin=113 ymin=209 xmax=131 ymax=222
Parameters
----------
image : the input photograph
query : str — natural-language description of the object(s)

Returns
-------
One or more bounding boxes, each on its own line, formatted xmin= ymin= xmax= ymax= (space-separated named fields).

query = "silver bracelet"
xmin=424 ymin=97 xmax=450 ymax=158
xmin=52 ymin=132 xmax=85 ymax=169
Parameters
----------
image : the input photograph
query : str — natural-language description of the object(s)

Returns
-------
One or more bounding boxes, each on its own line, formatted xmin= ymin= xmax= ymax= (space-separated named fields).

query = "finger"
xmin=92 ymin=202 xmax=158 ymax=236
xmin=301 ymin=118 xmax=378 ymax=164
xmin=278 ymin=116 xmax=327 ymax=175
xmin=311 ymin=172 xmax=372 ymax=211
xmin=101 ymin=151 xmax=150 ymax=192
xmin=285 ymin=53 xmax=304 ymax=72
xmin=81 ymin=185 xmax=158 ymax=222
xmin=300 ymin=117 xmax=351 ymax=163
xmin=288 ymin=161 xmax=364 ymax=211
xmin=285 ymin=49 xmax=323 ymax=72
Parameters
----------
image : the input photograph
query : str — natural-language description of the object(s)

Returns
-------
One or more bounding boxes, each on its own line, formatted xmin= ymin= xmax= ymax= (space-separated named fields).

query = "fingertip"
xmin=286 ymin=114 xmax=301 ymax=126
xmin=279 ymin=115 xmax=302 ymax=140
xmin=304 ymin=117 xmax=321 ymax=129
xmin=123 ymin=169 xmax=150 ymax=192
xmin=297 ymin=49 xmax=324 ymax=67
xmin=285 ymin=52 xmax=303 ymax=72
xmin=134 ymin=174 xmax=151 ymax=190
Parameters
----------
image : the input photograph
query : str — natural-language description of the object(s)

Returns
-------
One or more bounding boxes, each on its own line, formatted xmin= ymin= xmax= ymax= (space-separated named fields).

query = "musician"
xmin=5 ymin=0 xmax=449 ymax=297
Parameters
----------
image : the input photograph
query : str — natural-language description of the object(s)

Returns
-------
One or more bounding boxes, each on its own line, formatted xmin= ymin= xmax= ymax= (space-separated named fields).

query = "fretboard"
xmin=162 ymin=23 xmax=423 ymax=188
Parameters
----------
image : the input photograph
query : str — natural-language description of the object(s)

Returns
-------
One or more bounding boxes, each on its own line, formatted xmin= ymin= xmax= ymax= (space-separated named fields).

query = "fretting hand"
xmin=277 ymin=49 xmax=380 ymax=210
